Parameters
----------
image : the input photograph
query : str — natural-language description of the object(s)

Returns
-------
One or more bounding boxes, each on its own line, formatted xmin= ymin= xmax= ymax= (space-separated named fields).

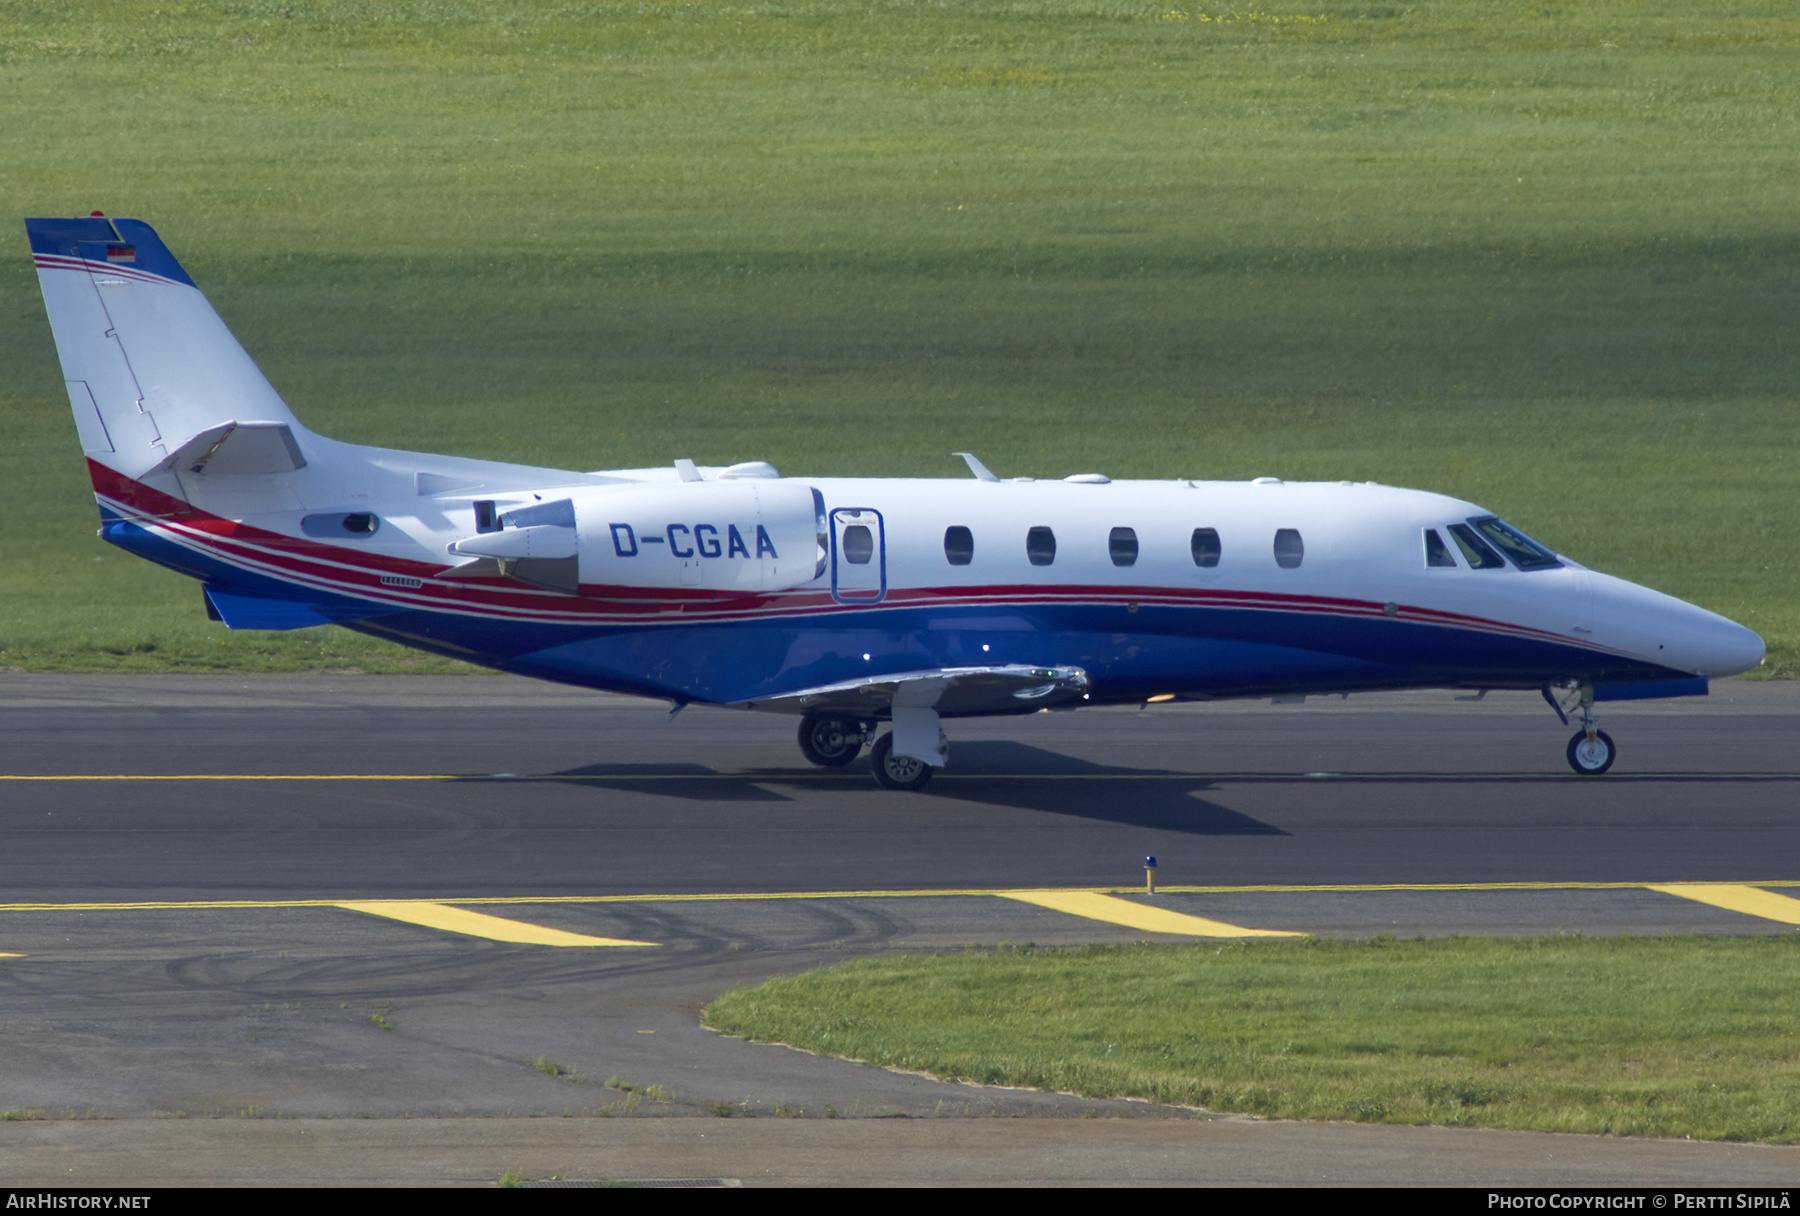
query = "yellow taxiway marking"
xmin=335 ymin=902 xmax=657 ymax=947
xmin=1 ymin=880 xmax=1799 ymax=914
xmin=998 ymin=890 xmax=1301 ymax=938
xmin=1647 ymin=884 xmax=1800 ymax=926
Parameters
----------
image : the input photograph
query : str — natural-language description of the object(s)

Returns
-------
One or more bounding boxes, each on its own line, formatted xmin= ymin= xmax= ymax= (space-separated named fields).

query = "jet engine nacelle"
xmin=575 ymin=479 xmax=824 ymax=593
xmin=450 ymin=480 xmax=824 ymax=594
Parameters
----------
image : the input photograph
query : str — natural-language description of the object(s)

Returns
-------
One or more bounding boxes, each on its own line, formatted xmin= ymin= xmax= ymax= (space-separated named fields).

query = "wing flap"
xmin=734 ymin=663 xmax=1090 ymax=716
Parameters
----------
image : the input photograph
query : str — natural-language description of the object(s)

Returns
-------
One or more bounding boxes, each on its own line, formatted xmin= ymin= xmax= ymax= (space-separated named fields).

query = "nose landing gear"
xmin=1567 ymin=723 xmax=1617 ymax=775
xmin=1556 ymin=684 xmax=1617 ymax=775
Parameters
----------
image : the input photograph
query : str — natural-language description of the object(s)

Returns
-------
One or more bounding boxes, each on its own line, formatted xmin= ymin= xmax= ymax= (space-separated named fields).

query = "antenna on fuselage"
xmin=954 ymin=452 xmax=1000 ymax=482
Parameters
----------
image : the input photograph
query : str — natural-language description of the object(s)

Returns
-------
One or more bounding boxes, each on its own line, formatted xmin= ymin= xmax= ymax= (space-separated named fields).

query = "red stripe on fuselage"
xmin=87 ymin=461 xmax=1621 ymax=653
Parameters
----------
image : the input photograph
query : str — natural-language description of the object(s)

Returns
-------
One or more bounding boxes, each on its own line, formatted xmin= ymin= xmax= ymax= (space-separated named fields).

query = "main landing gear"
xmin=797 ymin=713 xmax=870 ymax=767
xmin=796 ymin=709 xmax=941 ymax=791
xmin=870 ymin=732 xmax=934 ymax=791
xmin=1555 ymin=683 xmax=1617 ymax=776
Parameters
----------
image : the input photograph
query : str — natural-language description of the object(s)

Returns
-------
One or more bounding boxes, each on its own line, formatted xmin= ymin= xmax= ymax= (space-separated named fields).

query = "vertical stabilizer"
xmin=27 ymin=216 xmax=305 ymax=492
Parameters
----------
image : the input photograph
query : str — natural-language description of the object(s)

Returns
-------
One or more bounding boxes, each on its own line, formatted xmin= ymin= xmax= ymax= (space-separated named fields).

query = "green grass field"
xmin=705 ymin=936 xmax=1800 ymax=1140
xmin=2 ymin=1 xmax=1794 ymax=673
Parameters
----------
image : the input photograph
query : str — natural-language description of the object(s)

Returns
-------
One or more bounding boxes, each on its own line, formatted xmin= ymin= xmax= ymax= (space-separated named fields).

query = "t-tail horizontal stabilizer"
xmin=155 ymin=421 xmax=307 ymax=477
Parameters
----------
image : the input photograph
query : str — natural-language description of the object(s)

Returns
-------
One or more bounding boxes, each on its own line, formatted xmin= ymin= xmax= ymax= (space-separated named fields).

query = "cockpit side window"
xmin=1447 ymin=523 xmax=1506 ymax=569
xmin=1424 ymin=528 xmax=1457 ymax=568
xmin=1471 ymin=516 xmax=1562 ymax=570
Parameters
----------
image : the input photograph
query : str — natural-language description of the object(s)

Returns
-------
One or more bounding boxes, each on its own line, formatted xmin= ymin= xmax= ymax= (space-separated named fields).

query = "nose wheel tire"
xmin=798 ymin=713 xmax=866 ymax=767
xmin=1566 ymin=729 xmax=1617 ymax=775
xmin=870 ymin=732 xmax=934 ymax=791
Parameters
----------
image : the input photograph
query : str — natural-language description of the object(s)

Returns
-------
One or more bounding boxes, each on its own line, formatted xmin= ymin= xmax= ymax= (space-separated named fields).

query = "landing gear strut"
xmin=797 ymin=713 xmax=869 ymax=767
xmin=1564 ymin=686 xmax=1616 ymax=776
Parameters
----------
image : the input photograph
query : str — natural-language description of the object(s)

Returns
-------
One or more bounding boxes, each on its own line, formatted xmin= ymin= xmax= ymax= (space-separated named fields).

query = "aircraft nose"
xmin=1712 ymin=617 xmax=1765 ymax=677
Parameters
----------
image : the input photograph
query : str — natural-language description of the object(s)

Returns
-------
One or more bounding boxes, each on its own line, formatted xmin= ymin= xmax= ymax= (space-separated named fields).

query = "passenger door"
xmin=830 ymin=507 xmax=886 ymax=603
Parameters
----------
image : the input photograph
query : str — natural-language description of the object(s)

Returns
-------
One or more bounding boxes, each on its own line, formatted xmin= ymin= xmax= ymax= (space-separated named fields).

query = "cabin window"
xmin=1425 ymin=528 xmax=1457 ymax=568
xmin=1448 ymin=523 xmax=1506 ymax=569
xmin=1026 ymin=526 xmax=1057 ymax=567
xmin=1471 ymin=516 xmax=1562 ymax=570
xmin=841 ymin=524 xmax=875 ymax=565
xmin=1191 ymin=528 xmax=1221 ymax=567
xmin=1274 ymin=528 xmax=1304 ymax=569
xmin=1108 ymin=527 xmax=1138 ymax=567
xmin=944 ymin=526 xmax=974 ymax=566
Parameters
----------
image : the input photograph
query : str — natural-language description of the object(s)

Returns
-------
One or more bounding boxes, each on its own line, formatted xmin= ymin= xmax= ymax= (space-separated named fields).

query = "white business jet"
xmin=28 ymin=215 xmax=1765 ymax=788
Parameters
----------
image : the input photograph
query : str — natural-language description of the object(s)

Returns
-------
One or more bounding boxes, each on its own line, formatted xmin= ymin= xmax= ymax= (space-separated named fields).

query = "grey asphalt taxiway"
xmin=2 ymin=673 xmax=1797 ymax=1186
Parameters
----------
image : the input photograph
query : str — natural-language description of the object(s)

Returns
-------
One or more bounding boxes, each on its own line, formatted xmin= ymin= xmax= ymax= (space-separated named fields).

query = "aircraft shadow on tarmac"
xmin=529 ymin=742 xmax=1288 ymax=835
xmin=455 ymin=744 xmax=1789 ymax=834
xmin=463 ymin=763 xmax=799 ymax=802
xmin=884 ymin=740 xmax=1287 ymax=835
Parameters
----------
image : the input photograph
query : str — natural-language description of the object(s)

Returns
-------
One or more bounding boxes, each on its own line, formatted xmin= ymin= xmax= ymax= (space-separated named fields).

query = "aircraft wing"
xmin=733 ymin=663 xmax=1090 ymax=717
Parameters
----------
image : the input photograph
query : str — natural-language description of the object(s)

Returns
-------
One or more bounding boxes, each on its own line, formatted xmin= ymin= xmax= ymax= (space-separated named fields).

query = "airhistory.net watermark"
xmin=5 ymin=1197 xmax=151 ymax=1210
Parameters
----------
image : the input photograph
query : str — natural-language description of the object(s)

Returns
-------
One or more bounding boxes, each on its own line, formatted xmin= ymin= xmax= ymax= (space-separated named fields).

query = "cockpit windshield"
xmin=1470 ymin=516 xmax=1562 ymax=570
xmin=1447 ymin=524 xmax=1506 ymax=569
